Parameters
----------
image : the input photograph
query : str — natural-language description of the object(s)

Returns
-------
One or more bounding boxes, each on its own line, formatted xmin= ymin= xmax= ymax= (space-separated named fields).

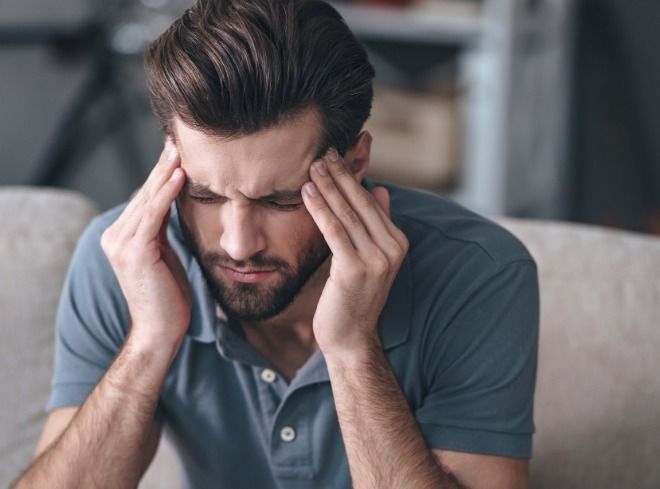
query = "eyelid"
xmin=189 ymin=194 xmax=301 ymax=208
xmin=265 ymin=200 xmax=303 ymax=209
xmin=189 ymin=194 xmax=225 ymax=202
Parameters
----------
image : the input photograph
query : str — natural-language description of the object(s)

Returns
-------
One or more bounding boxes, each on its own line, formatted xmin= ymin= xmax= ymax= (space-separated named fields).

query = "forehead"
xmin=172 ymin=110 xmax=322 ymax=198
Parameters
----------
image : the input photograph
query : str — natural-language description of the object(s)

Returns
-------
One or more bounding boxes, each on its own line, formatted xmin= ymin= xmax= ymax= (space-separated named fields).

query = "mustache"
xmin=203 ymin=252 xmax=290 ymax=271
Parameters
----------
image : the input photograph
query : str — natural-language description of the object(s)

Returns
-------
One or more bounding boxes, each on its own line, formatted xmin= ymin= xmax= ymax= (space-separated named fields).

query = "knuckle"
xmin=400 ymin=234 xmax=410 ymax=254
xmin=345 ymin=264 xmax=367 ymax=283
xmin=359 ymin=192 xmax=376 ymax=210
xmin=384 ymin=237 xmax=404 ymax=257
xmin=100 ymin=229 xmax=117 ymax=254
xmin=371 ymin=251 xmax=390 ymax=274
xmin=143 ymin=203 xmax=160 ymax=222
xmin=324 ymin=218 xmax=344 ymax=237
xmin=338 ymin=205 xmax=360 ymax=226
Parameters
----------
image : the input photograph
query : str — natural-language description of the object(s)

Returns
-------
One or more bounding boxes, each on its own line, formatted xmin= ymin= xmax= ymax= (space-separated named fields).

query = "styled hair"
xmin=144 ymin=0 xmax=375 ymax=156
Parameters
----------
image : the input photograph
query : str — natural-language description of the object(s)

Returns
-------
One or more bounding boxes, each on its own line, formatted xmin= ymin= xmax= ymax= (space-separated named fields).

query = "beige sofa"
xmin=1 ymin=186 xmax=659 ymax=488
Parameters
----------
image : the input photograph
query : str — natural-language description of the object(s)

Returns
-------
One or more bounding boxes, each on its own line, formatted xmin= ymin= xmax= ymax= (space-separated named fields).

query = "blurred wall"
xmin=0 ymin=0 xmax=163 ymax=210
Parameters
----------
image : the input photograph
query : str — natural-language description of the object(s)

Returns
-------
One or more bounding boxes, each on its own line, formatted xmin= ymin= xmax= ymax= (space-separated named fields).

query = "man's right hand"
xmin=11 ymin=141 xmax=186 ymax=489
xmin=100 ymin=139 xmax=191 ymax=352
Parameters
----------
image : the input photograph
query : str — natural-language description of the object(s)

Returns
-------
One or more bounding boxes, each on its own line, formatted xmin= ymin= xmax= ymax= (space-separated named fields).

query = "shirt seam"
xmin=395 ymin=212 xmax=534 ymax=266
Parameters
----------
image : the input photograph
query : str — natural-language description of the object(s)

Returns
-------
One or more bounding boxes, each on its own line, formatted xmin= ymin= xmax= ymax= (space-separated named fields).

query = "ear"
xmin=344 ymin=131 xmax=372 ymax=181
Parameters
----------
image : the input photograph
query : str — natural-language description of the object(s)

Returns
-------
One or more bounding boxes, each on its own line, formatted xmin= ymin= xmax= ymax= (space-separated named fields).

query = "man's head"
xmin=145 ymin=0 xmax=375 ymax=158
xmin=143 ymin=0 xmax=375 ymax=322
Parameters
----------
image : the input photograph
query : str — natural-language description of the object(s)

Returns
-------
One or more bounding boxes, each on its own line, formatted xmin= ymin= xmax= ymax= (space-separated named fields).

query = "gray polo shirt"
xmin=47 ymin=179 xmax=539 ymax=489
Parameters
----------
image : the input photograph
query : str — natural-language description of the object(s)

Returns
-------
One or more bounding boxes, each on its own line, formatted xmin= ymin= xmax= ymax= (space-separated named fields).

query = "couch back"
xmin=497 ymin=217 xmax=660 ymax=489
xmin=0 ymin=187 xmax=98 ymax=484
xmin=1 ymin=188 xmax=659 ymax=489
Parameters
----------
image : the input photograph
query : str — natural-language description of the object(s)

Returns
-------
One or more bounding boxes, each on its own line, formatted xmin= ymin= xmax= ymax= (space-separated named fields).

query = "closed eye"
xmin=264 ymin=201 xmax=303 ymax=211
xmin=190 ymin=195 xmax=225 ymax=204
xmin=190 ymin=195 xmax=301 ymax=211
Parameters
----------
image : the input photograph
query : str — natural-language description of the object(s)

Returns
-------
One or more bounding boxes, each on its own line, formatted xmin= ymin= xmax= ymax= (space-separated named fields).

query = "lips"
xmin=219 ymin=265 xmax=276 ymax=284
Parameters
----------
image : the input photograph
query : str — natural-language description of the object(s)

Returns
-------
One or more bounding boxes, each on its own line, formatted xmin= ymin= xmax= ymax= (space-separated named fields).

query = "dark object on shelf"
xmin=0 ymin=1 xmax=164 ymax=188
xmin=569 ymin=0 xmax=660 ymax=235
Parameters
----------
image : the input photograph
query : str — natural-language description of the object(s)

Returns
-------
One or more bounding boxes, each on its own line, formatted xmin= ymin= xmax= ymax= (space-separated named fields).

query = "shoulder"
xmin=381 ymin=181 xmax=534 ymax=270
xmin=373 ymin=180 xmax=539 ymax=346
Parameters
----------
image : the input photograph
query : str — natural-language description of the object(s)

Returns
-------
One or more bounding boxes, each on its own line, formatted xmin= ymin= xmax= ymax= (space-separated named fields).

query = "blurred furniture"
xmin=1 ymin=187 xmax=659 ymax=489
xmin=0 ymin=187 xmax=98 ymax=484
xmin=496 ymin=216 xmax=660 ymax=488
xmin=335 ymin=0 xmax=575 ymax=217
xmin=0 ymin=15 xmax=143 ymax=187
xmin=0 ymin=0 xmax=191 ymax=188
xmin=569 ymin=0 xmax=660 ymax=235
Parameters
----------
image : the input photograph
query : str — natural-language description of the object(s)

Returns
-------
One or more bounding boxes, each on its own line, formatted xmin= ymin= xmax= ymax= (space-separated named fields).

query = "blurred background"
xmin=1 ymin=0 xmax=659 ymax=235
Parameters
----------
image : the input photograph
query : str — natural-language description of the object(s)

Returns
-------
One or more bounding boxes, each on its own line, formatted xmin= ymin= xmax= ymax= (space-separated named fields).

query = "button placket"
xmin=270 ymin=387 xmax=315 ymax=479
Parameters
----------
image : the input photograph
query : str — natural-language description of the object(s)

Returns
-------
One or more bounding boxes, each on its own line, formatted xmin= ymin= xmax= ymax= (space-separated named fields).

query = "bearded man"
xmin=12 ymin=1 xmax=539 ymax=488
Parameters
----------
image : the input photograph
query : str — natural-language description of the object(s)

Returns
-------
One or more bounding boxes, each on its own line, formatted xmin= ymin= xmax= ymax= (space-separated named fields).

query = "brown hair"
xmin=144 ymin=0 xmax=375 ymax=157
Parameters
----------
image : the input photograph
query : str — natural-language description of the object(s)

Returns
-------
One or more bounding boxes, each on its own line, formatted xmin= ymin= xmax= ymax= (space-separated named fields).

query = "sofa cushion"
xmin=0 ymin=187 xmax=98 ymax=485
xmin=498 ymin=218 xmax=660 ymax=489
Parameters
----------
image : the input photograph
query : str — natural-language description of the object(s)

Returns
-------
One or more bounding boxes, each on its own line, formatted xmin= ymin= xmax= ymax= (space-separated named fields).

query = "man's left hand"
xmin=301 ymin=148 xmax=409 ymax=360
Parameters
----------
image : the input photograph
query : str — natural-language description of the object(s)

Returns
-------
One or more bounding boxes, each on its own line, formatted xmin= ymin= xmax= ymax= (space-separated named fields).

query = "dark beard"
xmin=176 ymin=204 xmax=330 ymax=322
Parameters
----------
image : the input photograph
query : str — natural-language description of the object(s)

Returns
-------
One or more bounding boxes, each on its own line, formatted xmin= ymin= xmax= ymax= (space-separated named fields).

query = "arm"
xmin=12 ymin=341 xmax=168 ymax=489
xmin=432 ymin=450 xmax=528 ymax=489
xmin=12 ymin=140 xmax=190 ymax=489
xmin=325 ymin=342 xmax=468 ymax=489
xmin=302 ymin=148 xmax=529 ymax=489
xmin=325 ymin=342 xmax=528 ymax=489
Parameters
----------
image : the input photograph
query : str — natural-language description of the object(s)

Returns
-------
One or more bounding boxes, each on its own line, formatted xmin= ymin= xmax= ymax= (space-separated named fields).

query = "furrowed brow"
xmin=183 ymin=178 xmax=302 ymax=201
xmin=257 ymin=189 xmax=303 ymax=201
xmin=183 ymin=179 xmax=217 ymax=196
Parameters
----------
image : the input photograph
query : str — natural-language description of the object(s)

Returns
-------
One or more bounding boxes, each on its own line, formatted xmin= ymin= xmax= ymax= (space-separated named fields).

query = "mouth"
xmin=219 ymin=265 xmax=277 ymax=284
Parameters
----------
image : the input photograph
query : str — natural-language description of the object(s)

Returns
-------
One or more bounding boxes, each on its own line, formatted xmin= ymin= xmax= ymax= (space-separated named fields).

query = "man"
xmin=12 ymin=1 xmax=539 ymax=488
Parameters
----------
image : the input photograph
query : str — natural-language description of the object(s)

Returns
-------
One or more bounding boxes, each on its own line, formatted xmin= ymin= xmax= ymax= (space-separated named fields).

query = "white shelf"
xmin=331 ymin=2 xmax=483 ymax=45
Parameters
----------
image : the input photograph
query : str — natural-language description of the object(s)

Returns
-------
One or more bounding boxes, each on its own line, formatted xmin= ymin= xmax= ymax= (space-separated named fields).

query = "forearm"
xmin=12 ymin=332 xmax=178 ymax=489
xmin=325 ymin=341 xmax=467 ymax=489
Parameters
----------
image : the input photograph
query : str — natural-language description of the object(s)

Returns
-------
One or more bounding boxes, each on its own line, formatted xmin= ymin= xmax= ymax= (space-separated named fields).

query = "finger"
xmin=119 ymin=141 xmax=180 ymax=238
xmin=369 ymin=186 xmax=409 ymax=255
xmin=309 ymin=159 xmax=376 ymax=253
xmin=123 ymin=138 xmax=178 ymax=217
xmin=320 ymin=150 xmax=403 ymax=257
xmin=301 ymin=181 xmax=363 ymax=265
xmin=370 ymin=187 xmax=390 ymax=218
xmin=135 ymin=167 xmax=186 ymax=242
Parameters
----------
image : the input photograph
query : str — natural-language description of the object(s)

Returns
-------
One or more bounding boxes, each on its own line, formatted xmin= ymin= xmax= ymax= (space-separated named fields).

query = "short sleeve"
xmin=415 ymin=259 xmax=539 ymax=458
xmin=46 ymin=213 xmax=130 ymax=411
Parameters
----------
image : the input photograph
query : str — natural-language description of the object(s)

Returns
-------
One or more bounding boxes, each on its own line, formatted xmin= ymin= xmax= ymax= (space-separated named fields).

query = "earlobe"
xmin=346 ymin=131 xmax=373 ymax=180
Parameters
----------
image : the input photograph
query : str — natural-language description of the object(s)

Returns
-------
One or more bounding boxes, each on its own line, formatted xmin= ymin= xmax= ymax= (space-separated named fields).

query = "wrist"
xmin=104 ymin=330 xmax=182 ymax=397
xmin=126 ymin=325 xmax=183 ymax=362
xmin=322 ymin=334 xmax=383 ymax=371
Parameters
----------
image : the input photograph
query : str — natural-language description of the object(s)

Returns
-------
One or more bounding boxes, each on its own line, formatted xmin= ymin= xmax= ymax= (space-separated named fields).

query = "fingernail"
xmin=303 ymin=182 xmax=319 ymax=197
xmin=327 ymin=148 xmax=339 ymax=162
xmin=312 ymin=160 xmax=327 ymax=176
xmin=169 ymin=168 xmax=181 ymax=181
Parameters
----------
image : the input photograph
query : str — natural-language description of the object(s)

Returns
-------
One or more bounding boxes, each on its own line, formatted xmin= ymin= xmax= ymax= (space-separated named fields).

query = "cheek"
xmin=266 ymin=209 xmax=322 ymax=255
xmin=176 ymin=199 xmax=222 ymax=249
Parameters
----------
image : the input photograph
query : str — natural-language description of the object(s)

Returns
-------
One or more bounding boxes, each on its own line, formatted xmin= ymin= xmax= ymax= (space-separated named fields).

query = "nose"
xmin=219 ymin=205 xmax=267 ymax=262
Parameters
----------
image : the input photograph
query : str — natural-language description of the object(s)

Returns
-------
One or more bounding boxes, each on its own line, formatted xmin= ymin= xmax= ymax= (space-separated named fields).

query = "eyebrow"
xmin=183 ymin=178 xmax=303 ymax=201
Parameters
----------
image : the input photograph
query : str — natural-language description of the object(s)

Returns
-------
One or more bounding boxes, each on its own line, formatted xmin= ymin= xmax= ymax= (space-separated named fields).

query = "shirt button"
xmin=280 ymin=426 xmax=296 ymax=442
xmin=261 ymin=368 xmax=278 ymax=383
